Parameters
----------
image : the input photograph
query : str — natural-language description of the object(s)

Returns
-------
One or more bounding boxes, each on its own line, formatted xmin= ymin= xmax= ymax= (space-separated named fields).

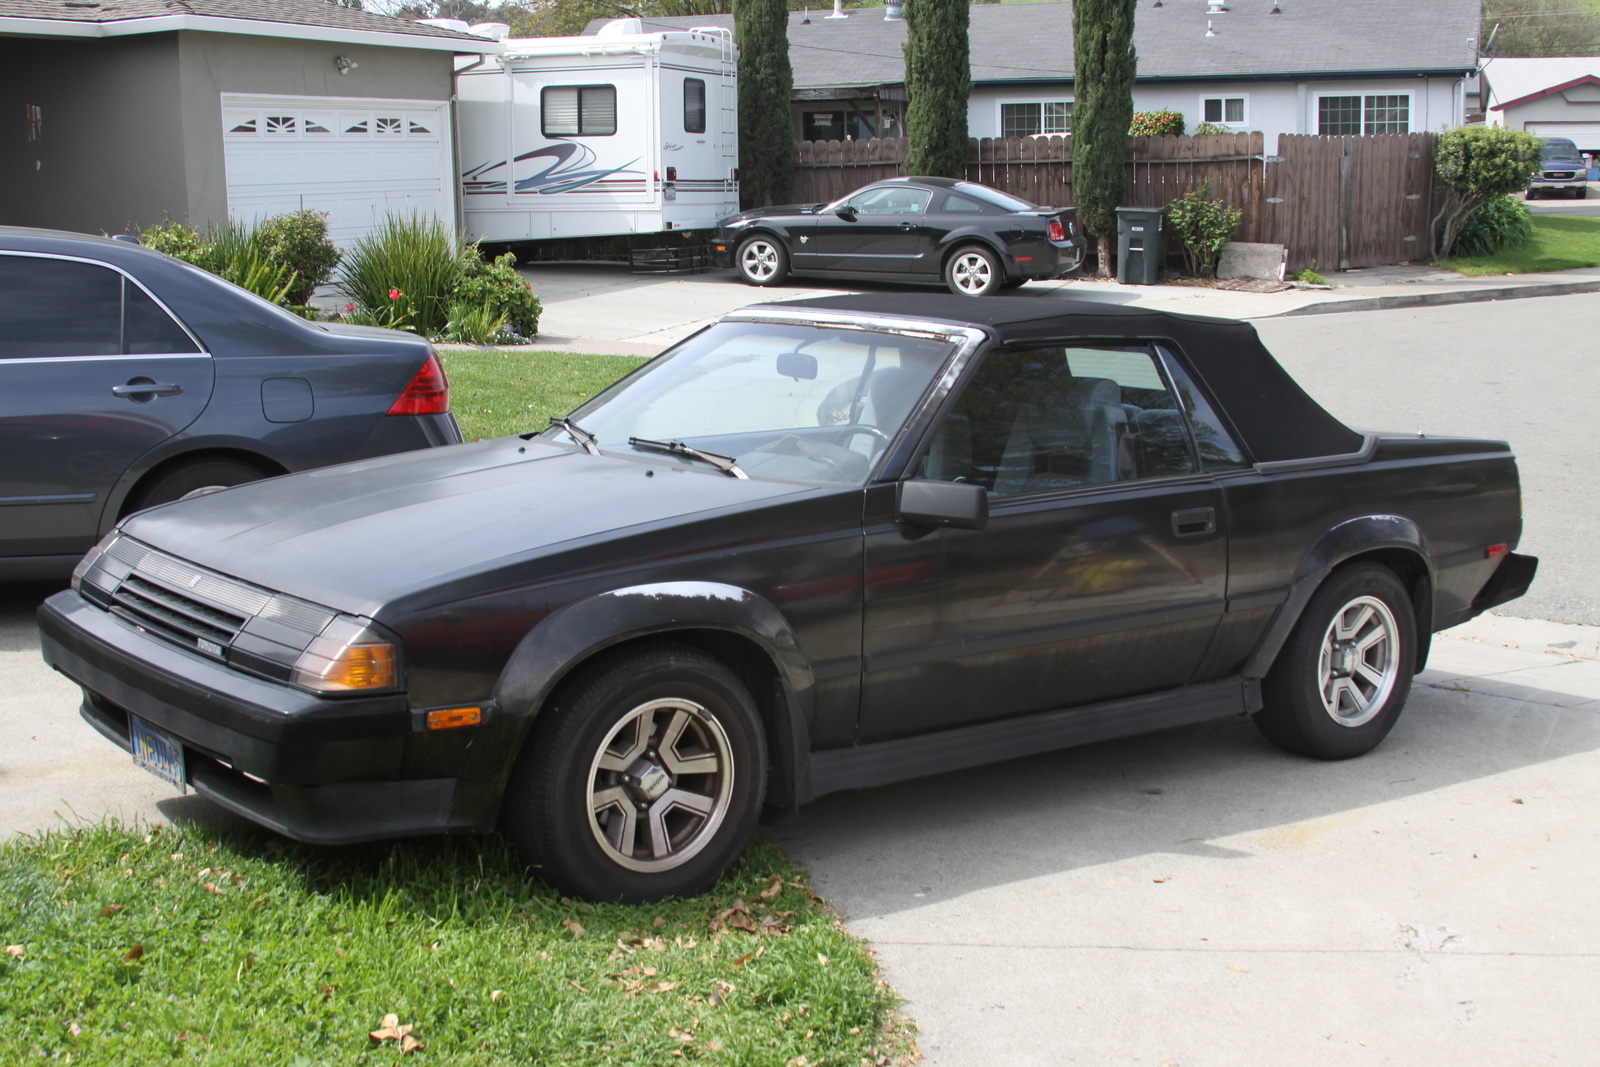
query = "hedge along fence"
xmin=791 ymin=131 xmax=1439 ymax=272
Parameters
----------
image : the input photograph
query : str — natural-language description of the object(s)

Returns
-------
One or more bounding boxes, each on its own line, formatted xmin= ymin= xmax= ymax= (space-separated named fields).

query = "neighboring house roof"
xmin=1481 ymin=57 xmax=1600 ymax=111
xmin=586 ymin=0 xmax=1479 ymax=91
xmin=0 ymin=0 xmax=502 ymax=53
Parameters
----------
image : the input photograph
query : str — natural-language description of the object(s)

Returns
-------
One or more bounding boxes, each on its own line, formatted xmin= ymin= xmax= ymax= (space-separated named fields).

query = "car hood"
xmin=119 ymin=438 xmax=817 ymax=618
xmin=721 ymin=203 xmax=821 ymax=224
xmin=1541 ymin=157 xmax=1586 ymax=168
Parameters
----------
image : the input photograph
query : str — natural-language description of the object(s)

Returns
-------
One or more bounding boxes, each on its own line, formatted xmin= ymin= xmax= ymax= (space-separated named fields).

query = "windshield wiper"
xmin=627 ymin=436 xmax=748 ymax=479
xmin=548 ymin=416 xmax=600 ymax=455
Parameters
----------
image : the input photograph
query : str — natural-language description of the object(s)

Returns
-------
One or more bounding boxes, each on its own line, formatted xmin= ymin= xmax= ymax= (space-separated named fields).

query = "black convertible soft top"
xmin=767 ymin=293 xmax=1363 ymax=463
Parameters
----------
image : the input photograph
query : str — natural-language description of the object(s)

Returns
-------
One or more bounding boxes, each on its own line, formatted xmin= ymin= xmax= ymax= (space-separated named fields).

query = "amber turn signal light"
xmin=426 ymin=706 xmax=483 ymax=730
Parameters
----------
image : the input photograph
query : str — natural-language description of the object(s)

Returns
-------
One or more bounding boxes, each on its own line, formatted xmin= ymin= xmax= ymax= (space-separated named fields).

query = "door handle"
xmin=1171 ymin=506 xmax=1216 ymax=537
xmin=900 ymin=222 xmax=915 ymax=230
xmin=112 ymin=379 xmax=183 ymax=400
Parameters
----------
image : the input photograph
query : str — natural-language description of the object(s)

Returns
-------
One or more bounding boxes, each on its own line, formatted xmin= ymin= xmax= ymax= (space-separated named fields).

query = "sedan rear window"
xmin=0 ymin=255 xmax=200 ymax=359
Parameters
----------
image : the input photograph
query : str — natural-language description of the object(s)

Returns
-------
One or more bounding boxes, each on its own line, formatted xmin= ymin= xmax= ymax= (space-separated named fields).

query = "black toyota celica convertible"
xmin=40 ymin=294 xmax=1536 ymax=902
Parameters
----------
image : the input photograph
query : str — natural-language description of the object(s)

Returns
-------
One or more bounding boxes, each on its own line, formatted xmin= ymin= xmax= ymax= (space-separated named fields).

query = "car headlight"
xmin=292 ymin=616 xmax=398 ymax=693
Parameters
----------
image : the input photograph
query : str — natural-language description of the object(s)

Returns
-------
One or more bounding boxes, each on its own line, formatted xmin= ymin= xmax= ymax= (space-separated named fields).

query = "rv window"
xmin=542 ymin=85 xmax=617 ymax=137
xmin=685 ymin=78 xmax=706 ymax=134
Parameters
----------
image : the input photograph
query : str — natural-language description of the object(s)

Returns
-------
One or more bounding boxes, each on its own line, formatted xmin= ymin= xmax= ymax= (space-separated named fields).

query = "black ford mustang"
xmin=713 ymin=177 xmax=1085 ymax=296
xmin=40 ymin=295 xmax=1534 ymax=902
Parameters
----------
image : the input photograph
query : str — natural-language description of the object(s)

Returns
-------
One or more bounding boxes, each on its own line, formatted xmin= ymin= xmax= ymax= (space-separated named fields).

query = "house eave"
xmin=971 ymin=67 xmax=1475 ymax=90
xmin=0 ymin=14 xmax=503 ymax=54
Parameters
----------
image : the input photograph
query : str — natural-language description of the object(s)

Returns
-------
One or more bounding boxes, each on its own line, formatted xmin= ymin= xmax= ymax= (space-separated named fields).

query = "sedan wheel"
xmin=126 ymin=457 xmax=271 ymax=514
xmin=736 ymin=235 xmax=789 ymax=286
xmin=1255 ymin=564 xmax=1416 ymax=760
xmin=500 ymin=643 xmax=767 ymax=902
xmin=945 ymin=246 xmax=1003 ymax=297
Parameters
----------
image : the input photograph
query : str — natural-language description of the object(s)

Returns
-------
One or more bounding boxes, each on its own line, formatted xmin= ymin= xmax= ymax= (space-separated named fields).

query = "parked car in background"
xmin=1527 ymin=137 xmax=1589 ymax=199
xmin=41 ymin=294 xmax=1535 ymax=903
xmin=0 ymin=227 xmax=463 ymax=580
xmin=713 ymin=176 xmax=1084 ymax=296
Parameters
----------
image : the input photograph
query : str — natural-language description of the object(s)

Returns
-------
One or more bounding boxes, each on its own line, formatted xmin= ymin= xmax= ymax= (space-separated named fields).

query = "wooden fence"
xmin=790 ymin=131 xmax=1438 ymax=272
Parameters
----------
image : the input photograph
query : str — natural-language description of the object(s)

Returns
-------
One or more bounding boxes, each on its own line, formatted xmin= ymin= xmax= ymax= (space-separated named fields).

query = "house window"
xmin=1202 ymin=96 xmax=1246 ymax=125
xmin=375 ymin=116 xmax=404 ymax=135
xmin=1318 ymin=94 xmax=1409 ymax=135
xmin=26 ymin=103 xmax=42 ymax=144
xmin=543 ymin=85 xmax=617 ymax=137
xmin=684 ymin=78 xmax=706 ymax=134
xmin=265 ymin=115 xmax=297 ymax=135
xmin=1001 ymin=101 xmax=1072 ymax=138
xmin=805 ymin=110 xmax=845 ymax=141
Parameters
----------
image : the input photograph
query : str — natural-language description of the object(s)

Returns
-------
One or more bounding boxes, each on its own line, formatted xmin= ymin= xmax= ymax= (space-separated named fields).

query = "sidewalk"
xmin=781 ymin=612 xmax=1600 ymax=1065
xmin=520 ymin=260 xmax=1600 ymax=355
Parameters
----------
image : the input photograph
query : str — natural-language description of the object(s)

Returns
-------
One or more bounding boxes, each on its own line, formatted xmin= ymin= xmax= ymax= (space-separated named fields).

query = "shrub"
xmin=137 ymin=220 xmax=208 ymax=265
xmin=1193 ymin=121 xmax=1230 ymax=136
xmin=336 ymin=215 xmax=460 ymax=336
xmin=1432 ymin=125 xmax=1542 ymax=258
xmin=137 ymin=216 xmax=308 ymax=309
xmin=1129 ymin=109 xmax=1185 ymax=136
xmin=451 ymin=249 xmax=541 ymax=341
xmin=1166 ymin=182 xmax=1243 ymax=277
xmin=256 ymin=210 xmax=341 ymax=306
xmin=1451 ymin=194 xmax=1534 ymax=258
xmin=1294 ymin=264 xmax=1328 ymax=285
xmin=442 ymin=302 xmax=509 ymax=345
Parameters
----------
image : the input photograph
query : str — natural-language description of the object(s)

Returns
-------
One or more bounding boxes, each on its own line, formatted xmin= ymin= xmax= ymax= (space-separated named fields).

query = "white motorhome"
xmin=456 ymin=20 xmax=739 ymax=245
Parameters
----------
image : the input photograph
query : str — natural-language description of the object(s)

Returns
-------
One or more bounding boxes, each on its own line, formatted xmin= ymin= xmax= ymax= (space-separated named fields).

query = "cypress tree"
xmin=1071 ymin=0 xmax=1136 ymax=276
xmin=733 ymin=0 xmax=795 ymax=208
xmin=904 ymin=0 xmax=971 ymax=178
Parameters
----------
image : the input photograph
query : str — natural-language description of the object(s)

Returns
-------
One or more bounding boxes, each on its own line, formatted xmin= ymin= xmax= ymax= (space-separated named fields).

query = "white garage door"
xmin=222 ymin=93 xmax=454 ymax=248
xmin=1525 ymin=122 xmax=1600 ymax=152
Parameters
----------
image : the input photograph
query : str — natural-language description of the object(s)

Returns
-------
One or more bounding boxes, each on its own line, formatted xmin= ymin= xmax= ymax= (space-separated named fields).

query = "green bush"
xmin=136 ymin=216 xmax=311 ymax=309
xmin=1451 ymin=194 xmax=1534 ymax=258
xmin=1193 ymin=121 xmax=1230 ymax=136
xmin=1294 ymin=264 xmax=1328 ymax=285
xmin=1129 ymin=109 xmax=1185 ymax=136
xmin=1433 ymin=125 xmax=1543 ymax=258
xmin=336 ymin=215 xmax=460 ymax=336
xmin=255 ymin=210 xmax=341 ymax=306
xmin=1166 ymin=182 xmax=1243 ymax=277
xmin=451 ymin=249 xmax=541 ymax=340
xmin=442 ymin=302 xmax=509 ymax=345
xmin=136 ymin=220 xmax=208 ymax=265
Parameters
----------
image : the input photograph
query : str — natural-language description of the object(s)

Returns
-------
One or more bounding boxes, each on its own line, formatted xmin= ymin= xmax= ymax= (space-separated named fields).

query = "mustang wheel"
xmin=126 ymin=457 xmax=271 ymax=513
xmin=736 ymin=235 xmax=789 ymax=286
xmin=501 ymin=643 xmax=767 ymax=902
xmin=1255 ymin=564 xmax=1416 ymax=760
xmin=945 ymin=245 xmax=1003 ymax=297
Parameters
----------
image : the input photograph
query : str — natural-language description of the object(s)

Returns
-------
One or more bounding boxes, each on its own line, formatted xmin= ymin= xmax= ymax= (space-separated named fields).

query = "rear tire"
xmin=945 ymin=245 xmax=1003 ymax=297
xmin=126 ymin=457 xmax=272 ymax=513
xmin=1254 ymin=564 xmax=1417 ymax=761
xmin=736 ymin=235 xmax=789 ymax=286
xmin=500 ymin=643 xmax=767 ymax=903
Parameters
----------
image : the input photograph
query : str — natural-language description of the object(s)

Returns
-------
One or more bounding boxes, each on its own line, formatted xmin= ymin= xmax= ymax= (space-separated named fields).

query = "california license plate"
xmin=130 ymin=716 xmax=186 ymax=793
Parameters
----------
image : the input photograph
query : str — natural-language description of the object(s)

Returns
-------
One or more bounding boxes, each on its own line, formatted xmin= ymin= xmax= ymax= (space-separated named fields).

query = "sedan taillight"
xmin=387 ymin=351 xmax=450 ymax=416
xmin=1047 ymin=219 xmax=1067 ymax=242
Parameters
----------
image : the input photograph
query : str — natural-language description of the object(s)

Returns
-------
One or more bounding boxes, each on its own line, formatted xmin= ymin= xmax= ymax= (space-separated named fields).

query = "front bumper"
xmin=1530 ymin=172 xmax=1587 ymax=191
xmin=38 ymin=590 xmax=495 ymax=843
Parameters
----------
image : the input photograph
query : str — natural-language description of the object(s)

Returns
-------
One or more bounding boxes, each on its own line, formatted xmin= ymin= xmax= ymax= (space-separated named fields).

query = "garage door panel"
xmin=222 ymin=94 xmax=453 ymax=249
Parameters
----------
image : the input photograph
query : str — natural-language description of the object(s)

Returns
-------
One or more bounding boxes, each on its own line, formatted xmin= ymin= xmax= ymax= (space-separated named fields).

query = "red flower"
xmin=344 ymin=303 xmax=355 ymax=313
xmin=387 ymin=288 xmax=401 ymax=301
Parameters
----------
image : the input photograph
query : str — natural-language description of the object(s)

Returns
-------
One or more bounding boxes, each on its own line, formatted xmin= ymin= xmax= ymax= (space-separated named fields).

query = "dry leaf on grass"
xmin=97 ymin=904 xmax=123 ymax=918
xmin=204 ymin=882 xmax=223 ymax=896
xmin=758 ymin=875 xmax=784 ymax=900
xmin=561 ymin=918 xmax=586 ymax=939
xmin=121 ymin=945 xmax=144 ymax=963
xmin=5 ymin=945 xmax=24 ymax=958
xmin=370 ymin=1012 xmax=425 ymax=1052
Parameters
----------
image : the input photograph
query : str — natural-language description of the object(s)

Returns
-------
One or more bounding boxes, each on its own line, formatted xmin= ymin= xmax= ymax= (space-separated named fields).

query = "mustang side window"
xmin=1154 ymin=345 xmax=1250 ymax=471
xmin=848 ymin=187 xmax=933 ymax=215
xmin=920 ymin=343 xmax=1199 ymax=494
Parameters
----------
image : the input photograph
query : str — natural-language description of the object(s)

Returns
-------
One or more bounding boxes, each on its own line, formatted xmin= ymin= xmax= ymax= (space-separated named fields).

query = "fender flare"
xmin=101 ymin=435 xmax=291 ymax=531
xmin=1242 ymin=515 xmax=1435 ymax=680
xmin=481 ymin=580 xmax=815 ymax=805
xmin=935 ymin=230 xmax=1009 ymax=268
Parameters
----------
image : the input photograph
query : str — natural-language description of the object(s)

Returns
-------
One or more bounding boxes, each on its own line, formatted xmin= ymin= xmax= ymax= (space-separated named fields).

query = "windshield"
xmin=542 ymin=320 xmax=958 ymax=486
xmin=1542 ymin=140 xmax=1581 ymax=160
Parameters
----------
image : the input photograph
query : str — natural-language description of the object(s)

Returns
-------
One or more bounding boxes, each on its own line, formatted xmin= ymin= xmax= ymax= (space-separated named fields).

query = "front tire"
xmin=1255 ymin=564 xmax=1417 ymax=760
xmin=1578 ymin=185 xmax=1589 ymax=200
xmin=945 ymin=245 xmax=1003 ymax=297
xmin=500 ymin=643 xmax=768 ymax=903
xmin=736 ymin=235 xmax=789 ymax=286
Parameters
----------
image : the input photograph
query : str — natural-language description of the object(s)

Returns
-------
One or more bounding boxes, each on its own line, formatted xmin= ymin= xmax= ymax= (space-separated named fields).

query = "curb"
xmin=1276 ymin=277 xmax=1600 ymax=317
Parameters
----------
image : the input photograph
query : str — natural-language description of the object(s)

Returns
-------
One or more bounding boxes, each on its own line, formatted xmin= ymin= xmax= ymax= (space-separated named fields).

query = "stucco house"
xmin=1481 ymin=57 xmax=1600 ymax=152
xmin=0 ymin=0 xmax=501 ymax=243
xmin=608 ymin=0 xmax=1478 ymax=149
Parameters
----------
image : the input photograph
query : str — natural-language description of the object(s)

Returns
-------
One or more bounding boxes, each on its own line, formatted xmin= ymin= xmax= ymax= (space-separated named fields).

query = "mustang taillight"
xmin=387 ymin=351 xmax=450 ymax=416
xmin=1047 ymin=219 xmax=1067 ymax=242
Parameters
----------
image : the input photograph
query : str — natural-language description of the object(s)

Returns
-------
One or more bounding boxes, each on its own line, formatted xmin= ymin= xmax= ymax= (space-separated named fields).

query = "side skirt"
xmin=806 ymin=677 xmax=1256 ymax=799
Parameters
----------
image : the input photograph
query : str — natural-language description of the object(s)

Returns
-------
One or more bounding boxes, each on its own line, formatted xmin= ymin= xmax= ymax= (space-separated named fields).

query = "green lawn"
xmin=438 ymin=349 xmax=649 ymax=441
xmin=0 ymin=822 xmax=911 ymax=1065
xmin=1440 ymin=214 xmax=1600 ymax=276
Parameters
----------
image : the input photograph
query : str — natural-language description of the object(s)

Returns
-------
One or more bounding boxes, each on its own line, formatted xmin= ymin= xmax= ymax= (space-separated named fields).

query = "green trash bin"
xmin=1115 ymin=206 xmax=1167 ymax=285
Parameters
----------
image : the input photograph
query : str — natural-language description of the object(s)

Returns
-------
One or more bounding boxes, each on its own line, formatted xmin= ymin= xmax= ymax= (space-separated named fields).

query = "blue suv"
xmin=1528 ymin=137 xmax=1589 ymax=199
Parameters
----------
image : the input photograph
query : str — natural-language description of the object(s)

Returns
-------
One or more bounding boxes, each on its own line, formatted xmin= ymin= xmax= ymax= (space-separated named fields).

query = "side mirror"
xmin=835 ymin=204 xmax=857 ymax=220
xmin=776 ymin=351 xmax=818 ymax=380
xmin=897 ymin=479 xmax=988 ymax=531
